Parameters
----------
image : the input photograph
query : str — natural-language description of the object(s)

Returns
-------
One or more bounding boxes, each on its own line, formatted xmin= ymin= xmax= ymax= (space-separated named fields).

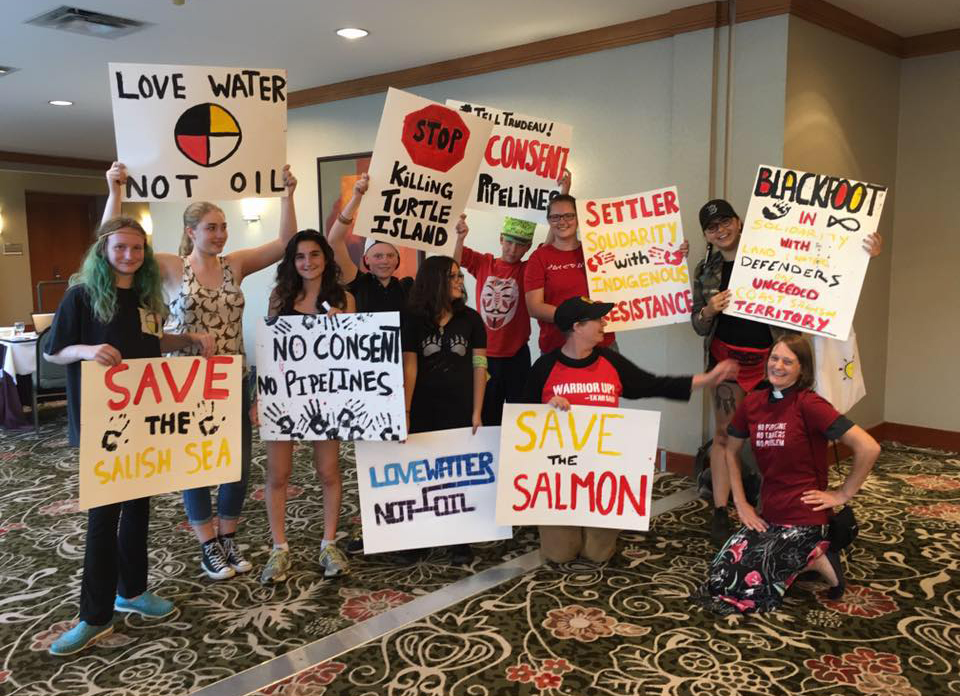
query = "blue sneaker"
xmin=50 ymin=621 xmax=113 ymax=656
xmin=114 ymin=591 xmax=176 ymax=618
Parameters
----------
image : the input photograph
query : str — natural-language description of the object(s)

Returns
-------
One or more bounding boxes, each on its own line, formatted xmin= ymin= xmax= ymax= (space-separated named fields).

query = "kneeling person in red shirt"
xmin=523 ymin=296 xmax=738 ymax=563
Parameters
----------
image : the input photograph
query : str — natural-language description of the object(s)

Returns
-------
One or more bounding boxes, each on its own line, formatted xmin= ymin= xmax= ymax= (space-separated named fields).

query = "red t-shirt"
xmin=460 ymin=246 xmax=530 ymax=358
xmin=524 ymin=244 xmax=615 ymax=353
xmin=729 ymin=388 xmax=851 ymax=526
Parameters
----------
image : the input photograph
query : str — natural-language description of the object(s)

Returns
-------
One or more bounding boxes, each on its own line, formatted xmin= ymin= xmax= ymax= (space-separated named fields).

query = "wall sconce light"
xmin=240 ymin=198 xmax=264 ymax=222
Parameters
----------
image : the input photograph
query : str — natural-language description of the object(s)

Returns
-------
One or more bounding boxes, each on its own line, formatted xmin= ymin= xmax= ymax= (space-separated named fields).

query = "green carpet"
xmin=250 ymin=442 xmax=960 ymax=696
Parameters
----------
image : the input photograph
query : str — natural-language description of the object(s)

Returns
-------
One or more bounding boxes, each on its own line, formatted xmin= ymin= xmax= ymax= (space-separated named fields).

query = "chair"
xmin=32 ymin=328 xmax=67 ymax=431
xmin=31 ymin=313 xmax=54 ymax=333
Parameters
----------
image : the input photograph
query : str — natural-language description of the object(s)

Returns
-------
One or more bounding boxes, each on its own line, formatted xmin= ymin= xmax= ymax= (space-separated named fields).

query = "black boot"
xmin=711 ymin=506 xmax=731 ymax=546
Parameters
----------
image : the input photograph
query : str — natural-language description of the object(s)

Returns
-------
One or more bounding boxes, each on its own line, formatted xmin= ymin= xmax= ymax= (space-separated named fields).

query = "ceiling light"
xmin=336 ymin=27 xmax=368 ymax=39
xmin=49 ymin=99 xmax=73 ymax=106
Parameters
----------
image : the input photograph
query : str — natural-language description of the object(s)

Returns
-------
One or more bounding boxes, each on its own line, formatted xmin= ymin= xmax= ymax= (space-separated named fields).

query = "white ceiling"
xmin=1 ymin=0 xmax=957 ymax=162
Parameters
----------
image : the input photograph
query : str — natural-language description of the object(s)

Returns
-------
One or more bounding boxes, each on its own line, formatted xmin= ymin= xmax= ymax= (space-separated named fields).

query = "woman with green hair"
xmin=44 ymin=217 xmax=213 ymax=656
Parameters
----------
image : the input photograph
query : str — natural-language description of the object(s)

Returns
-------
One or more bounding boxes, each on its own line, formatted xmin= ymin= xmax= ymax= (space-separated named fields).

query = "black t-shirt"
xmin=46 ymin=285 xmax=163 ymax=445
xmin=714 ymin=260 xmax=773 ymax=348
xmin=346 ymin=271 xmax=413 ymax=313
xmin=401 ymin=307 xmax=486 ymax=433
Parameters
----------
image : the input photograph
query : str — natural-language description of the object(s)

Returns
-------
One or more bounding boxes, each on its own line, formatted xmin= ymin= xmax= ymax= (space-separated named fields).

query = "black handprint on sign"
xmin=302 ymin=398 xmax=337 ymax=438
xmin=192 ymin=401 xmax=226 ymax=436
xmin=336 ymin=398 xmax=369 ymax=440
xmin=101 ymin=413 xmax=130 ymax=452
xmin=273 ymin=318 xmax=293 ymax=335
xmin=372 ymin=413 xmax=401 ymax=441
xmin=264 ymin=403 xmax=301 ymax=439
xmin=301 ymin=315 xmax=317 ymax=331
xmin=762 ymin=201 xmax=791 ymax=220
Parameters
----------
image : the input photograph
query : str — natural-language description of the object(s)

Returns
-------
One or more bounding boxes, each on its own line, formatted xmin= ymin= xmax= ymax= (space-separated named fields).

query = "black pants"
xmin=481 ymin=344 xmax=531 ymax=426
xmin=79 ymin=497 xmax=150 ymax=625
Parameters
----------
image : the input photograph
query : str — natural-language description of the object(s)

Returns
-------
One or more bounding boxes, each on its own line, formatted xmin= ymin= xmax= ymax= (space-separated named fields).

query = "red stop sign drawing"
xmin=401 ymin=105 xmax=471 ymax=172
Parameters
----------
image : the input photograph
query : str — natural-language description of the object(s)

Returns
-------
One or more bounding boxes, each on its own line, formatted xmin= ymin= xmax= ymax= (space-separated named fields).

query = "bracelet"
xmin=337 ymin=213 xmax=354 ymax=225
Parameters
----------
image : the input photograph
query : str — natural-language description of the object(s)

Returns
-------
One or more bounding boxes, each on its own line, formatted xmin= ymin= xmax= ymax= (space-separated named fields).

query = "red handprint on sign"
xmin=648 ymin=246 xmax=685 ymax=266
xmin=586 ymin=251 xmax=616 ymax=273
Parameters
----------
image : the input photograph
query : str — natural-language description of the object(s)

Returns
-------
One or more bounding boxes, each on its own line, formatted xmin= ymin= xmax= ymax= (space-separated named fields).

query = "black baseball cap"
xmin=698 ymin=199 xmax=738 ymax=230
xmin=554 ymin=296 xmax=615 ymax=331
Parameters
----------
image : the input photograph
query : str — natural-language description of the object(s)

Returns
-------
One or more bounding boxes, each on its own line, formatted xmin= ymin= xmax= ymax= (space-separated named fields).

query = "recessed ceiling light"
xmin=49 ymin=99 xmax=73 ymax=106
xmin=336 ymin=27 xmax=368 ymax=39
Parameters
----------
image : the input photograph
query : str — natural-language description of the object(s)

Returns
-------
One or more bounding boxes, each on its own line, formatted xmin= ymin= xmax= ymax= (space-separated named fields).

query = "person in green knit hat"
xmin=454 ymin=213 xmax=554 ymax=425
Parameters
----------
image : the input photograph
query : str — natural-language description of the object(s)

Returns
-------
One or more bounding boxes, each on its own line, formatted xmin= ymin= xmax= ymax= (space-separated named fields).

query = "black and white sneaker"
xmin=219 ymin=534 xmax=252 ymax=573
xmin=201 ymin=539 xmax=236 ymax=580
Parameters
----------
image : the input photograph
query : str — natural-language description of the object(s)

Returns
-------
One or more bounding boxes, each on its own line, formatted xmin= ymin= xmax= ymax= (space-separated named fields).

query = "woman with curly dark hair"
xmin=255 ymin=230 xmax=355 ymax=584
xmin=402 ymin=255 xmax=487 ymax=565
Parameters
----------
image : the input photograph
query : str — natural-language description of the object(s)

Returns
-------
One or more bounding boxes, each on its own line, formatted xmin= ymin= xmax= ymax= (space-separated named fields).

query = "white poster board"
xmin=255 ymin=313 xmax=406 ymax=441
xmin=446 ymin=100 xmax=572 ymax=223
xmin=496 ymin=404 xmax=659 ymax=531
xmin=80 ymin=356 xmax=242 ymax=510
xmin=109 ymin=62 xmax=287 ymax=202
xmin=725 ymin=165 xmax=887 ymax=340
xmin=352 ymin=88 xmax=493 ymax=256
xmin=578 ymin=187 xmax=692 ymax=332
xmin=356 ymin=426 xmax=511 ymax=553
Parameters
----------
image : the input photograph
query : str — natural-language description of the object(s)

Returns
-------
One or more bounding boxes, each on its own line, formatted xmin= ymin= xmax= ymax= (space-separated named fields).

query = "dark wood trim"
xmin=290 ymin=0 xmax=960 ymax=111
xmin=876 ymin=422 xmax=960 ymax=453
xmin=788 ymin=0 xmax=904 ymax=57
xmin=290 ymin=2 xmax=724 ymax=108
xmin=902 ymin=28 xmax=960 ymax=58
xmin=0 ymin=150 xmax=111 ymax=171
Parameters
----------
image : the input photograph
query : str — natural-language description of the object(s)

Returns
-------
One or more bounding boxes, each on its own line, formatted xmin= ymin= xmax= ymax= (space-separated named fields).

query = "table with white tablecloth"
xmin=0 ymin=334 xmax=38 ymax=429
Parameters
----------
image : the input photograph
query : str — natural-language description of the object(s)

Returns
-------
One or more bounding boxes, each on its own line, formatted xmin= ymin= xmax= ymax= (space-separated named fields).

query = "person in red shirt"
xmin=692 ymin=334 xmax=880 ymax=614
xmin=453 ymin=216 xmax=538 ymax=425
xmin=523 ymin=296 xmax=737 ymax=563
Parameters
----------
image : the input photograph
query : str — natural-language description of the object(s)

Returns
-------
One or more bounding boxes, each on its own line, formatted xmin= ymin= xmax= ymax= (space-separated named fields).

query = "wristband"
xmin=337 ymin=213 xmax=353 ymax=225
xmin=472 ymin=355 xmax=488 ymax=369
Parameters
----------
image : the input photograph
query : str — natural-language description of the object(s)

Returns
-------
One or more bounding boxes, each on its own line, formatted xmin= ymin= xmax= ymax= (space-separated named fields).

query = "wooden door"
xmin=25 ymin=191 xmax=99 ymax=313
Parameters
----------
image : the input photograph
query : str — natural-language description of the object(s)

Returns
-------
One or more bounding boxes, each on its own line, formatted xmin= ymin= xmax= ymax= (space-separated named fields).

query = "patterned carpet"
xmin=0 ymin=406 xmax=687 ymax=695
xmin=250 ymin=442 xmax=960 ymax=696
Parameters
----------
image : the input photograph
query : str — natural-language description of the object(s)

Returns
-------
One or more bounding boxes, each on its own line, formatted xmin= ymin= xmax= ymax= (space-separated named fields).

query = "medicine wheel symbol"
xmin=174 ymin=103 xmax=242 ymax=167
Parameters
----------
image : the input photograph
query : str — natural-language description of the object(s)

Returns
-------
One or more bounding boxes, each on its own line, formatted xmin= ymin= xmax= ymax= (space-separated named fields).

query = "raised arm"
xmin=452 ymin=214 xmax=468 ymax=265
xmin=226 ymin=165 xmax=298 ymax=282
xmin=328 ymin=173 xmax=368 ymax=284
xmin=101 ymin=162 xmax=126 ymax=227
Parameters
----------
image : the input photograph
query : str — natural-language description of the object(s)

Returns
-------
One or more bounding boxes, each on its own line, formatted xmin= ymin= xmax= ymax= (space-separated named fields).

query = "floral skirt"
xmin=691 ymin=523 xmax=829 ymax=614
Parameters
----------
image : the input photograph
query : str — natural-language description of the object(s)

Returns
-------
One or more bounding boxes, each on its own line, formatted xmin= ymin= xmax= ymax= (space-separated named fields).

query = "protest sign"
xmin=109 ymin=62 xmax=287 ymax=202
xmin=355 ymin=427 xmax=511 ymax=553
xmin=496 ymin=404 xmax=659 ymax=531
xmin=352 ymin=88 xmax=493 ymax=256
xmin=578 ymin=187 xmax=691 ymax=332
xmin=446 ymin=100 xmax=572 ymax=223
xmin=79 ymin=355 xmax=242 ymax=510
xmin=255 ymin=313 xmax=406 ymax=441
xmin=724 ymin=165 xmax=887 ymax=340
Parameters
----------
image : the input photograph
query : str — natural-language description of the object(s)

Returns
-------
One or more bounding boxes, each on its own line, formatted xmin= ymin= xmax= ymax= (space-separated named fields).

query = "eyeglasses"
xmin=449 ymin=271 xmax=464 ymax=280
xmin=547 ymin=212 xmax=577 ymax=223
xmin=705 ymin=216 xmax=735 ymax=233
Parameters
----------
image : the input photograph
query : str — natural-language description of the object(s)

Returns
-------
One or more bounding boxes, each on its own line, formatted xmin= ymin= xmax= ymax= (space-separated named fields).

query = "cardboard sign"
xmin=109 ymin=62 xmax=287 ymax=202
xmin=579 ymin=187 xmax=692 ymax=332
xmin=254 ymin=313 xmax=406 ymax=441
xmin=724 ymin=165 xmax=887 ymax=340
xmin=496 ymin=404 xmax=659 ymax=531
xmin=352 ymin=88 xmax=493 ymax=256
xmin=355 ymin=427 xmax=511 ymax=553
xmin=79 ymin=356 xmax=242 ymax=510
xmin=446 ymin=100 xmax=572 ymax=223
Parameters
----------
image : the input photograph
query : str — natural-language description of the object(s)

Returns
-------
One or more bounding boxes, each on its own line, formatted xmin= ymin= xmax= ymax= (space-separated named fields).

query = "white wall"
xmin=885 ymin=51 xmax=960 ymax=431
xmin=150 ymin=15 xmax=791 ymax=455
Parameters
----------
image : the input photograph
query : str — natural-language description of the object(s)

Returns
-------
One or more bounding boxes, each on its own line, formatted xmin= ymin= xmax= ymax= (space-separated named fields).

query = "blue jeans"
xmin=182 ymin=376 xmax=252 ymax=525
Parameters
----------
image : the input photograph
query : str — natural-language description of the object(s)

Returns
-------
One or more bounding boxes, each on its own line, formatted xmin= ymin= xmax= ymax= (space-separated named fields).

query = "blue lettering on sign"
xmin=369 ymin=451 xmax=494 ymax=488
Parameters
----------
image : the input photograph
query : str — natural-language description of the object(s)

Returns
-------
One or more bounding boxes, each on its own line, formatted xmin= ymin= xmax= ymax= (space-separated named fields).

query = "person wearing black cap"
xmin=691 ymin=198 xmax=883 ymax=546
xmin=523 ymin=296 xmax=738 ymax=563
